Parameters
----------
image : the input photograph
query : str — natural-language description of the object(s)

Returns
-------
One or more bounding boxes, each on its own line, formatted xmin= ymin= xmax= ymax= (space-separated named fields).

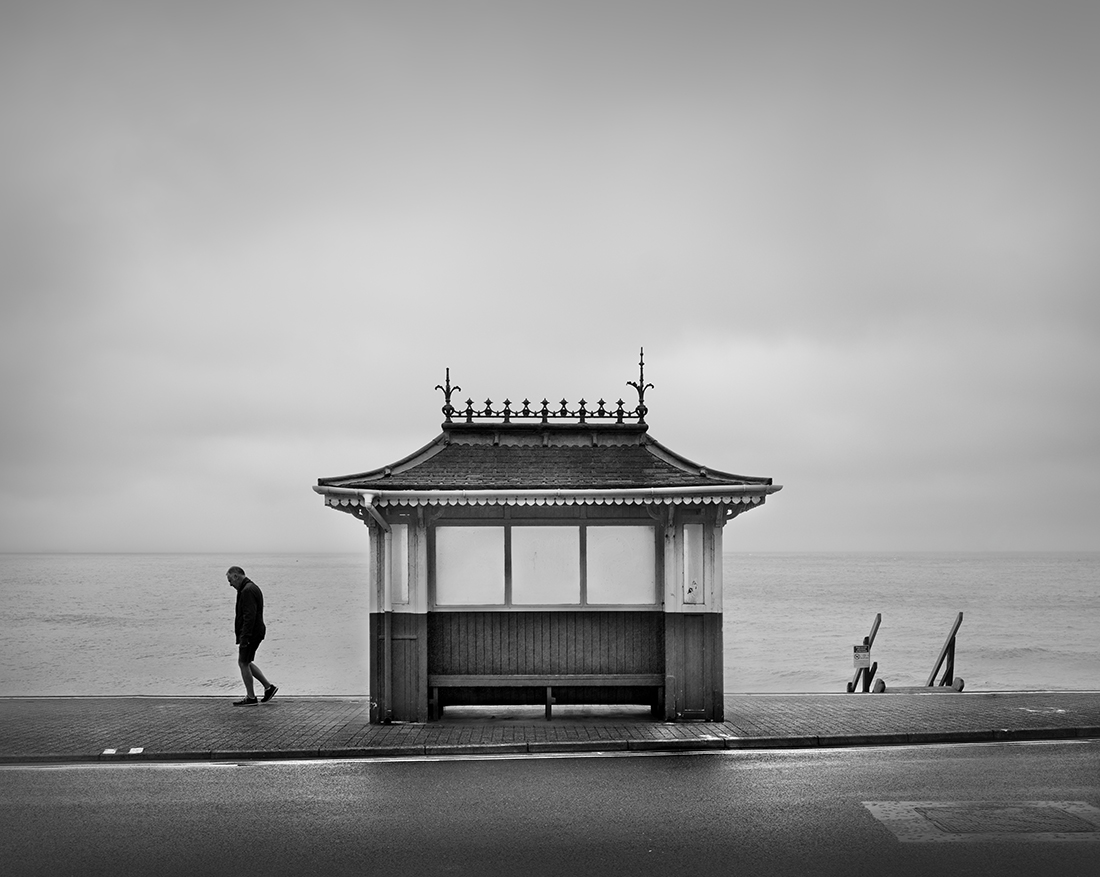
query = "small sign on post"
xmin=853 ymin=643 xmax=871 ymax=669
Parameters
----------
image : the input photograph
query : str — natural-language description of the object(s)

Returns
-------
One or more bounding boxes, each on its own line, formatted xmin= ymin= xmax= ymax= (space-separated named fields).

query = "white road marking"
xmin=1 ymin=762 xmax=240 ymax=772
xmin=864 ymin=801 xmax=1100 ymax=843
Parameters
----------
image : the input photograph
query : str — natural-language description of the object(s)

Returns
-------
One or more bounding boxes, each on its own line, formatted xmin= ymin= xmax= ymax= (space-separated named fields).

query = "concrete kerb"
xmin=3 ymin=726 xmax=1099 ymax=767
xmin=527 ymin=740 xmax=630 ymax=754
xmin=134 ymin=751 xmax=217 ymax=762
xmin=628 ymin=737 xmax=726 ymax=752
xmin=815 ymin=733 xmax=912 ymax=748
xmin=424 ymin=743 xmax=531 ymax=757
xmin=324 ymin=746 xmax=425 ymax=759
xmin=903 ymin=730 xmax=994 ymax=745
xmin=993 ymin=726 xmax=1079 ymax=742
xmin=726 ymin=735 xmax=819 ymax=749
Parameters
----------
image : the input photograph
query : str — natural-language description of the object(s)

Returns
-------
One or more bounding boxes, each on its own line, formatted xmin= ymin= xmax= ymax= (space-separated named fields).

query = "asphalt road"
xmin=2 ymin=740 xmax=1098 ymax=876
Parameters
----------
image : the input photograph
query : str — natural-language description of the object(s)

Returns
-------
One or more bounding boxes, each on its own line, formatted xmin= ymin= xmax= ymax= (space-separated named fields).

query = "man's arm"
xmin=239 ymin=587 xmax=257 ymax=644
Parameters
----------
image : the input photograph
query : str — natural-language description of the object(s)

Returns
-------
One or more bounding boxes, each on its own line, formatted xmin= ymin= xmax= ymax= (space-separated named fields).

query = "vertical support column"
xmin=366 ymin=518 xmax=385 ymax=724
xmin=371 ymin=516 xmax=429 ymax=724
xmin=382 ymin=525 xmax=393 ymax=722
xmin=663 ymin=508 xmax=724 ymax=721
xmin=410 ymin=512 xmax=430 ymax=721
xmin=661 ymin=507 xmax=678 ymax=721
xmin=706 ymin=509 xmax=724 ymax=721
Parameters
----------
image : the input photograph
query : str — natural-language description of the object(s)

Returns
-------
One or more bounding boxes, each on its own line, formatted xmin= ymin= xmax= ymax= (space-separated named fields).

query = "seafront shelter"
xmin=313 ymin=354 xmax=780 ymax=722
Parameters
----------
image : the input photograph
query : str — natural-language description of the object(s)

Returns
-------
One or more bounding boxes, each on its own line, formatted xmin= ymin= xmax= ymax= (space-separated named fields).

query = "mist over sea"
xmin=2 ymin=552 xmax=1096 ymax=697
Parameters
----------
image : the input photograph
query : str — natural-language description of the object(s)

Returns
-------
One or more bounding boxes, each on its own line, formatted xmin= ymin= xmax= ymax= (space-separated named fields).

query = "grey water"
xmin=1 ymin=552 xmax=1097 ymax=697
xmin=725 ymin=551 xmax=1098 ymax=693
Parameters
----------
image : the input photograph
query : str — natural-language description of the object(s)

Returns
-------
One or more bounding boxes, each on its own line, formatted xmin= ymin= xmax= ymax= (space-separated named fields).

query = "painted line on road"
xmin=864 ymin=801 xmax=1100 ymax=843
xmin=1 ymin=762 xmax=241 ymax=772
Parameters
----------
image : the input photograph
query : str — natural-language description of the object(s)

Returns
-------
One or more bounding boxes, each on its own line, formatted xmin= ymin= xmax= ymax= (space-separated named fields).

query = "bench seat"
xmin=427 ymin=673 xmax=665 ymax=720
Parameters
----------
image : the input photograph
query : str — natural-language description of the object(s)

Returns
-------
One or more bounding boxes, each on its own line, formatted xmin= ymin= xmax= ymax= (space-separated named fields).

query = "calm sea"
xmin=1 ymin=552 xmax=1096 ymax=697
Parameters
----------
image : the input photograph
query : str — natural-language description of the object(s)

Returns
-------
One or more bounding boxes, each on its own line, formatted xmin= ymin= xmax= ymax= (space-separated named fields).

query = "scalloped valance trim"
xmin=314 ymin=483 xmax=780 ymax=510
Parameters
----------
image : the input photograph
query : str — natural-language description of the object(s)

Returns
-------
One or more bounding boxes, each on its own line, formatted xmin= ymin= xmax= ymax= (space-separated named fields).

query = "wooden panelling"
xmin=435 ymin=685 xmax=657 ymax=708
xmin=428 ymin=611 xmax=664 ymax=675
xmin=664 ymin=613 xmax=723 ymax=721
xmin=682 ymin=615 xmax=706 ymax=712
xmin=369 ymin=609 xmax=725 ymax=720
xmin=369 ymin=612 xmax=428 ymax=723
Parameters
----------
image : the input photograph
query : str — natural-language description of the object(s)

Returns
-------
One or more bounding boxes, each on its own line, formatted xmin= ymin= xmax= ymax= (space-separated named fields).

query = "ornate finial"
xmin=435 ymin=358 xmax=652 ymax=425
xmin=435 ymin=368 xmax=461 ymax=423
xmin=626 ymin=347 xmax=653 ymax=423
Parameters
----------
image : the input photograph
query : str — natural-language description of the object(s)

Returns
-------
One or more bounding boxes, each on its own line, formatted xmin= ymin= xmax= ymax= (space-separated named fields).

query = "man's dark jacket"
xmin=234 ymin=578 xmax=267 ymax=646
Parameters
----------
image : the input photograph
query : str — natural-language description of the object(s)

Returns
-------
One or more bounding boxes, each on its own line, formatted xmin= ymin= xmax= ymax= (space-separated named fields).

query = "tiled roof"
xmin=335 ymin=444 xmax=729 ymax=489
xmin=318 ymin=427 xmax=771 ymax=492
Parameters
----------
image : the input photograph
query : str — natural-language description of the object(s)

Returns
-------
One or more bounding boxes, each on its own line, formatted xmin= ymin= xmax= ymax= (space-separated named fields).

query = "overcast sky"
xmin=2 ymin=1 xmax=1097 ymax=554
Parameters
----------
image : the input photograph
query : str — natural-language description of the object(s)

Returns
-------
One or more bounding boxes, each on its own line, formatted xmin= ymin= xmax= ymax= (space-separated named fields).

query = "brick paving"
xmin=1 ymin=691 xmax=1097 ymax=764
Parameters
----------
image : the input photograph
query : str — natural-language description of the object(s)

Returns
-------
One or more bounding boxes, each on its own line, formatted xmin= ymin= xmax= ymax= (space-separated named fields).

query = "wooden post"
xmin=847 ymin=613 xmax=881 ymax=693
xmin=926 ymin=612 xmax=963 ymax=687
xmin=940 ymin=638 xmax=956 ymax=687
xmin=382 ymin=526 xmax=393 ymax=722
xmin=863 ymin=660 xmax=878 ymax=693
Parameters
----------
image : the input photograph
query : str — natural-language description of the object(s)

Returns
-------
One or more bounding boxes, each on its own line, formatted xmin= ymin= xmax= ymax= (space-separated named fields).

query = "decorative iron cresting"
xmin=626 ymin=347 xmax=653 ymax=424
xmin=437 ymin=348 xmax=655 ymax=425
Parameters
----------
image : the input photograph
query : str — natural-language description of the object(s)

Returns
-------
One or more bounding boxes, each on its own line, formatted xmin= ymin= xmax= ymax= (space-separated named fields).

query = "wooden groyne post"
xmin=926 ymin=611 xmax=964 ymax=690
xmin=847 ymin=613 xmax=881 ymax=693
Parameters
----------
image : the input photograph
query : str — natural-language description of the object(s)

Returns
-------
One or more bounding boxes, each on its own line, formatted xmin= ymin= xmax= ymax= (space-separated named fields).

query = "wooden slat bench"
xmin=427 ymin=673 xmax=666 ymax=720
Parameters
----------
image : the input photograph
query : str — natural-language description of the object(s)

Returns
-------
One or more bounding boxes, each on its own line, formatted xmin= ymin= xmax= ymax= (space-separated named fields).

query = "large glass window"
xmin=390 ymin=524 xmax=409 ymax=604
xmin=511 ymin=526 xmax=581 ymax=605
xmin=432 ymin=522 xmax=658 ymax=607
xmin=586 ymin=526 xmax=656 ymax=604
xmin=683 ymin=522 xmax=705 ymax=604
xmin=434 ymin=526 xmax=505 ymax=605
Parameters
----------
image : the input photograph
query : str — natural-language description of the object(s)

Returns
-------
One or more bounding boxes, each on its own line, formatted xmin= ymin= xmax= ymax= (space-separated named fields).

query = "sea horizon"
xmin=2 ymin=550 xmax=1097 ymax=698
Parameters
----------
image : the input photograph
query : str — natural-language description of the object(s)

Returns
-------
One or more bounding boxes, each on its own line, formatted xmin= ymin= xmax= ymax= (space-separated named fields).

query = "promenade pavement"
xmin=2 ymin=691 xmax=1099 ymax=765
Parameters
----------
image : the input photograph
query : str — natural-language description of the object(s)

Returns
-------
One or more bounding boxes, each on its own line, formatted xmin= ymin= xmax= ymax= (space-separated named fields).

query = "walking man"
xmin=226 ymin=566 xmax=278 ymax=706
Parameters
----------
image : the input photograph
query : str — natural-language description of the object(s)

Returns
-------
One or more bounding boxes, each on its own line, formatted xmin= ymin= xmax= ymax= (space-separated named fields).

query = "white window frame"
xmin=430 ymin=521 xmax=660 ymax=610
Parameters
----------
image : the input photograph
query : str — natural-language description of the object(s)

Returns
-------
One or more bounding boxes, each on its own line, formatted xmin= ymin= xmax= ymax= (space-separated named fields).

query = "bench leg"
xmin=545 ymin=686 xmax=555 ymax=721
xmin=652 ymin=686 xmax=665 ymax=718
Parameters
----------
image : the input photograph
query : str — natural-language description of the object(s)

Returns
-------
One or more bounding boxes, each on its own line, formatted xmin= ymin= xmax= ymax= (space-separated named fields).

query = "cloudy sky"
xmin=2 ymin=1 xmax=1097 ymax=554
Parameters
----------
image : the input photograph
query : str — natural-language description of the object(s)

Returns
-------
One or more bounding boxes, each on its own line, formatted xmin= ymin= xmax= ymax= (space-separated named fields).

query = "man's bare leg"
xmin=238 ymin=657 xmax=257 ymax=699
xmin=249 ymin=663 xmax=272 ymax=691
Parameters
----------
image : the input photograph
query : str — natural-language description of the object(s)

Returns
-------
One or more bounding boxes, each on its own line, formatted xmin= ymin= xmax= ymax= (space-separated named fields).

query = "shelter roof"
xmin=313 ymin=352 xmax=780 ymax=511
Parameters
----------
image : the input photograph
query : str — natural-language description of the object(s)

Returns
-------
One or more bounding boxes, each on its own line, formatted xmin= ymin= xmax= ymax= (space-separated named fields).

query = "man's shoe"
xmin=261 ymin=684 xmax=278 ymax=703
xmin=233 ymin=697 xmax=259 ymax=706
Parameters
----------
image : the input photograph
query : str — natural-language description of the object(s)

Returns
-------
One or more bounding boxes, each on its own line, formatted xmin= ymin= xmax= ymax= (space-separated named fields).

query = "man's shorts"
xmin=238 ymin=638 xmax=263 ymax=663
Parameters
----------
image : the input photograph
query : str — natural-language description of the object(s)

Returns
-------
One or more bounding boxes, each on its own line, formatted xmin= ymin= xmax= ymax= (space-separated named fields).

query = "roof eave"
xmin=313 ymin=483 xmax=782 ymax=509
xmin=316 ymin=433 xmax=448 ymax=487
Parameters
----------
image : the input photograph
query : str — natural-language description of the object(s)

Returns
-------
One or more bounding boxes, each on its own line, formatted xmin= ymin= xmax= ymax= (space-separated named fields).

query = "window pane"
xmin=586 ymin=526 xmax=656 ymax=605
xmin=683 ymin=523 xmax=705 ymax=604
xmin=390 ymin=524 xmax=409 ymax=604
xmin=434 ymin=526 xmax=505 ymax=605
xmin=511 ymin=526 xmax=580 ymax=605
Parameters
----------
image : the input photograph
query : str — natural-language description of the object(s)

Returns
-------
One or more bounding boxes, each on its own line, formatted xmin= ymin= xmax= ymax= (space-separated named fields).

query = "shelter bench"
xmin=427 ymin=673 xmax=666 ymax=721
